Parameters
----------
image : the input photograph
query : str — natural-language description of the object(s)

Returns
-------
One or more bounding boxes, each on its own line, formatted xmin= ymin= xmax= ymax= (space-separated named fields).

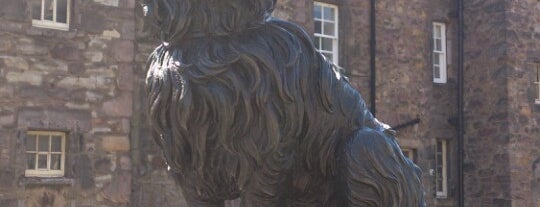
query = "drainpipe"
xmin=369 ymin=0 xmax=377 ymax=115
xmin=457 ymin=0 xmax=465 ymax=206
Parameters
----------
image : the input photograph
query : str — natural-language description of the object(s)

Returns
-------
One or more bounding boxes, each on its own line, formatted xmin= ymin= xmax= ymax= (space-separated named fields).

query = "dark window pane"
xmin=32 ymin=0 xmax=42 ymax=20
xmin=27 ymin=153 xmax=37 ymax=169
xmin=434 ymin=25 xmax=441 ymax=38
xmin=322 ymin=38 xmax=333 ymax=51
xmin=435 ymin=39 xmax=442 ymax=51
xmin=51 ymin=136 xmax=62 ymax=152
xmin=38 ymin=154 xmax=48 ymax=169
xmin=56 ymin=0 xmax=68 ymax=23
xmin=323 ymin=7 xmax=335 ymax=21
xmin=433 ymin=54 xmax=440 ymax=65
xmin=26 ymin=135 xmax=37 ymax=151
xmin=323 ymin=22 xmax=335 ymax=36
xmin=314 ymin=20 xmax=322 ymax=34
xmin=44 ymin=0 xmax=54 ymax=21
xmin=51 ymin=154 xmax=62 ymax=170
xmin=38 ymin=135 xmax=50 ymax=152
xmin=314 ymin=5 xmax=322 ymax=19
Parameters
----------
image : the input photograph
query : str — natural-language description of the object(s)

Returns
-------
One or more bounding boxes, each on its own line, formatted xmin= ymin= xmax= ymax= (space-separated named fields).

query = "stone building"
xmin=0 ymin=0 xmax=538 ymax=207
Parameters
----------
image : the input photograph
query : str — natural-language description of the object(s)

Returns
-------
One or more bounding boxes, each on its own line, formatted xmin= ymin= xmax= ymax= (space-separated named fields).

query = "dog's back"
xmin=143 ymin=0 xmax=425 ymax=206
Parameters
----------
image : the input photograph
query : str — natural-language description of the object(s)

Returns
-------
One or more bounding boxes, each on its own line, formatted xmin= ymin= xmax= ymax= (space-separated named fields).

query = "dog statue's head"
xmin=139 ymin=0 xmax=277 ymax=43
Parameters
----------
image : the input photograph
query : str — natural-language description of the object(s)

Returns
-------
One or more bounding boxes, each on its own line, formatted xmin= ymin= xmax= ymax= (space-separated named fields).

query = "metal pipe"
xmin=457 ymin=0 xmax=465 ymax=205
xmin=369 ymin=0 xmax=377 ymax=115
xmin=392 ymin=118 xmax=421 ymax=131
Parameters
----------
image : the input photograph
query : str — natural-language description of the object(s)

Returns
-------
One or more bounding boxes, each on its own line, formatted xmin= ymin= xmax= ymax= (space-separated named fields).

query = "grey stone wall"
xmin=0 ymin=0 xmax=139 ymax=206
xmin=463 ymin=0 xmax=540 ymax=206
xmin=462 ymin=1 xmax=512 ymax=206
xmin=504 ymin=0 xmax=540 ymax=206
xmin=374 ymin=0 xmax=458 ymax=206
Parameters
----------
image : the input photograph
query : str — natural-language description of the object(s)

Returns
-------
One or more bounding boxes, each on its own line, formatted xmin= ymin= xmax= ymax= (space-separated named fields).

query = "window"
xmin=433 ymin=22 xmax=447 ymax=83
xmin=435 ymin=139 xmax=448 ymax=198
xmin=535 ymin=63 xmax=540 ymax=105
xmin=401 ymin=148 xmax=416 ymax=163
xmin=314 ymin=2 xmax=339 ymax=65
xmin=31 ymin=0 xmax=71 ymax=31
xmin=25 ymin=131 xmax=66 ymax=177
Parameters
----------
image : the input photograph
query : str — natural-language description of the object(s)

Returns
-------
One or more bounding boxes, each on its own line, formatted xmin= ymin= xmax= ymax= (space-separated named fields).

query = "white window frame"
xmin=314 ymin=2 xmax=339 ymax=65
xmin=435 ymin=139 xmax=448 ymax=198
xmin=535 ymin=63 xmax=540 ymax=105
xmin=32 ymin=0 xmax=71 ymax=31
xmin=433 ymin=22 xmax=447 ymax=83
xmin=25 ymin=131 xmax=66 ymax=177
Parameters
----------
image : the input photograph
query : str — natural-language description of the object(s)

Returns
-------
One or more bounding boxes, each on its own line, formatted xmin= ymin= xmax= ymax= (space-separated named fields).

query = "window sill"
xmin=21 ymin=177 xmax=74 ymax=186
xmin=32 ymin=20 xmax=69 ymax=31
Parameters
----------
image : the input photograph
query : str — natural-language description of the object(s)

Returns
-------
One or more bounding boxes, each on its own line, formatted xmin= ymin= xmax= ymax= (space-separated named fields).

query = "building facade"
xmin=0 ymin=0 xmax=538 ymax=206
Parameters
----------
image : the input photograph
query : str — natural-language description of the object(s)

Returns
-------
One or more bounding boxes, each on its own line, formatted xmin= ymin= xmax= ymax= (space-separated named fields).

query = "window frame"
xmin=432 ymin=22 xmax=447 ymax=84
xmin=314 ymin=2 xmax=339 ymax=65
xmin=25 ymin=131 xmax=67 ymax=178
xmin=435 ymin=139 xmax=448 ymax=198
xmin=534 ymin=62 xmax=540 ymax=105
xmin=31 ymin=0 xmax=71 ymax=31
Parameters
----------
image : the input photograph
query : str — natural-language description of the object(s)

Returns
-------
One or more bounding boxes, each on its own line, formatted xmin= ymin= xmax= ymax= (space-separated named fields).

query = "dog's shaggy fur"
xmin=142 ymin=0 xmax=425 ymax=206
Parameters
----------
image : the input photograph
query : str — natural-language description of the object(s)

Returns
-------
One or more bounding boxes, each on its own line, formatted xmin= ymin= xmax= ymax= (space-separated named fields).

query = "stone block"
xmin=102 ymin=29 xmax=121 ymax=40
xmin=16 ymin=42 xmax=48 ymax=56
xmin=17 ymin=108 xmax=92 ymax=131
xmin=82 ymin=13 xmax=107 ymax=33
xmin=93 ymin=0 xmax=120 ymax=7
xmin=85 ymin=66 xmax=116 ymax=78
xmin=100 ymin=171 xmax=131 ymax=204
xmin=110 ymin=40 xmax=135 ymax=62
xmin=51 ymin=44 xmax=82 ymax=61
xmin=0 ymin=56 xmax=29 ymax=70
xmin=57 ymin=76 xmax=112 ymax=90
xmin=102 ymin=92 xmax=133 ymax=117
xmin=117 ymin=65 xmax=134 ymax=91
xmin=6 ymin=71 xmax=43 ymax=86
xmin=25 ymin=185 xmax=69 ymax=207
xmin=0 ymin=0 xmax=27 ymax=21
xmin=32 ymin=59 xmax=69 ymax=72
xmin=101 ymin=136 xmax=130 ymax=152
xmin=0 ymin=114 xmax=15 ymax=128
xmin=83 ymin=51 xmax=104 ymax=62
xmin=65 ymin=102 xmax=91 ymax=110
xmin=0 ymin=20 xmax=23 ymax=33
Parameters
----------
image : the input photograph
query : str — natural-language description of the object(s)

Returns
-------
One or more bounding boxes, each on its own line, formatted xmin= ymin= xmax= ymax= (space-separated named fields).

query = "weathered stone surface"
xmin=101 ymin=136 xmax=130 ymax=152
xmin=110 ymin=40 xmax=135 ymax=62
xmin=17 ymin=108 xmax=92 ymax=131
xmin=117 ymin=65 xmax=134 ymax=91
xmin=32 ymin=59 xmax=69 ymax=72
xmin=82 ymin=13 xmax=107 ymax=33
xmin=0 ymin=56 xmax=29 ymax=70
xmin=102 ymin=29 xmax=121 ymax=40
xmin=83 ymin=51 xmax=104 ymax=62
xmin=94 ymin=0 xmax=120 ymax=7
xmin=56 ymin=76 xmax=112 ymax=90
xmin=0 ymin=0 xmax=27 ymax=21
xmin=51 ymin=44 xmax=82 ymax=61
xmin=25 ymin=186 xmax=70 ymax=207
xmin=6 ymin=71 xmax=43 ymax=86
xmin=102 ymin=93 xmax=133 ymax=117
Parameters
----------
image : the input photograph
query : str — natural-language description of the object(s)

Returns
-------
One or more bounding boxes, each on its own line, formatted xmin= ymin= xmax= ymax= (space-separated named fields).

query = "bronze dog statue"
xmin=141 ymin=0 xmax=425 ymax=206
